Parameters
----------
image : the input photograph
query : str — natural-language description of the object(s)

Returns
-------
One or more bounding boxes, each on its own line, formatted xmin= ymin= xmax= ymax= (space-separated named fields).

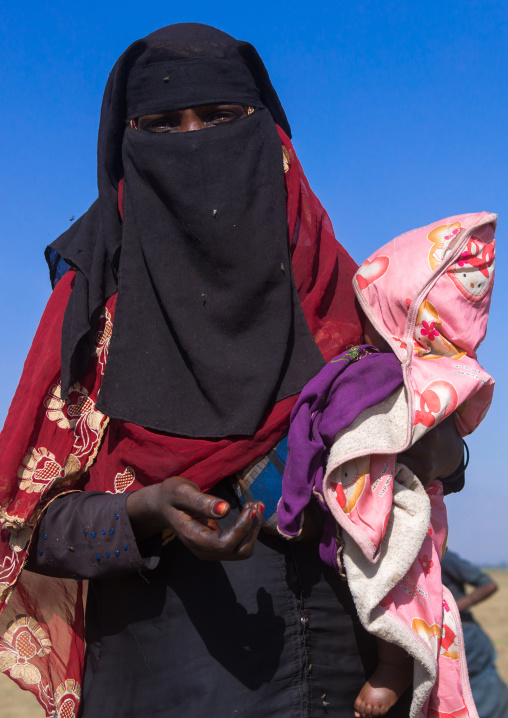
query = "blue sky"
xmin=1 ymin=1 xmax=507 ymax=563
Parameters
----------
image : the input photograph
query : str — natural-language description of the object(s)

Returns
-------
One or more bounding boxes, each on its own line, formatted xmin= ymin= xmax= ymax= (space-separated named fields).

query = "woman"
xmin=0 ymin=23 xmax=464 ymax=718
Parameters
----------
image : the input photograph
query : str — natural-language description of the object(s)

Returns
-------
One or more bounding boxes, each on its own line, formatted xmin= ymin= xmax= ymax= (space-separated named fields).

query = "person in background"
xmin=442 ymin=551 xmax=508 ymax=718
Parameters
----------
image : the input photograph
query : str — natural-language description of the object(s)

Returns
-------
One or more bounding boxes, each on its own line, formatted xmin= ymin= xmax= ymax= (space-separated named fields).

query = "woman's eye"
xmin=147 ymin=120 xmax=177 ymax=133
xmin=206 ymin=111 xmax=241 ymax=125
xmin=141 ymin=116 xmax=179 ymax=132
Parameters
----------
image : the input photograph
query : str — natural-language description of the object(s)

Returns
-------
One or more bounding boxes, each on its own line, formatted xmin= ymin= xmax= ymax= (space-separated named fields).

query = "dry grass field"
xmin=1 ymin=570 xmax=507 ymax=717
xmin=473 ymin=569 xmax=508 ymax=682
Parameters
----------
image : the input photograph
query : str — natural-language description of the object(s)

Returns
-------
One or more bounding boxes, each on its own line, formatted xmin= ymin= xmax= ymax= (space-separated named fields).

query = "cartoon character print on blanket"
xmin=329 ymin=454 xmax=394 ymax=563
xmin=447 ymin=236 xmax=495 ymax=304
xmin=427 ymin=222 xmax=462 ymax=271
xmin=329 ymin=456 xmax=368 ymax=514
xmin=427 ymin=221 xmax=495 ymax=304
xmin=408 ymin=218 xmax=496 ymax=442
xmin=411 ymin=300 xmax=466 ymax=361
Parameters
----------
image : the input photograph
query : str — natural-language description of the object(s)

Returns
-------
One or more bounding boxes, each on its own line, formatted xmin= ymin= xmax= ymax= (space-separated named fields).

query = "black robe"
xmin=28 ymin=480 xmax=414 ymax=718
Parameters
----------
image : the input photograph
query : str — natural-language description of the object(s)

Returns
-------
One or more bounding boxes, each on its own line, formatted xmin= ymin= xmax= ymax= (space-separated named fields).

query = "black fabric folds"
xmin=47 ymin=23 xmax=324 ymax=438
xmin=126 ymin=58 xmax=262 ymax=119
xmin=102 ymin=109 xmax=324 ymax=436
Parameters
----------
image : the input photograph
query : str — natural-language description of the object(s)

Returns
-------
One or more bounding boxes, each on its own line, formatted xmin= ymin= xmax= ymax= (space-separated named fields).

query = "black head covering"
xmin=46 ymin=23 xmax=324 ymax=438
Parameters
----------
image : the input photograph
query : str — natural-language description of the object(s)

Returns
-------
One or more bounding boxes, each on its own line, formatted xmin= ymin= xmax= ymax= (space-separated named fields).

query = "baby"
xmin=352 ymin=317 xmax=415 ymax=717
xmin=277 ymin=212 xmax=496 ymax=718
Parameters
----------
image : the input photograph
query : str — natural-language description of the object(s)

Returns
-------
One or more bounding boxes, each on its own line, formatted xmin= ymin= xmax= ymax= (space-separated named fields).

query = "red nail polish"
xmin=259 ymin=503 xmax=265 ymax=515
xmin=212 ymin=500 xmax=227 ymax=516
xmin=250 ymin=508 xmax=257 ymax=520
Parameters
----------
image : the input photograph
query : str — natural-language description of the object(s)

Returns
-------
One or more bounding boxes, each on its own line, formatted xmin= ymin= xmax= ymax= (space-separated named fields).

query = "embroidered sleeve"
xmin=25 ymin=492 xmax=160 ymax=579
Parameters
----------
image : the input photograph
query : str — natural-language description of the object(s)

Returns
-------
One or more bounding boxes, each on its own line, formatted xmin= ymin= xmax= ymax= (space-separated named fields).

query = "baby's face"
xmin=363 ymin=317 xmax=392 ymax=352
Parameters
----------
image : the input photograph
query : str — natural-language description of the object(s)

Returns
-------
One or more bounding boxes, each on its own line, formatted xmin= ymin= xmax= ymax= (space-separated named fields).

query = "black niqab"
xmin=47 ymin=24 xmax=324 ymax=438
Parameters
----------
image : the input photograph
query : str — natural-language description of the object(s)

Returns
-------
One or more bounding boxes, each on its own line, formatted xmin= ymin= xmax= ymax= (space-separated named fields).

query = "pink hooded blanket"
xmin=321 ymin=211 xmax=496 ymax=717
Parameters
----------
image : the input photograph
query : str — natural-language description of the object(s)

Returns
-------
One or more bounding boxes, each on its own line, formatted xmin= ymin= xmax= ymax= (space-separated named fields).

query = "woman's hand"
xmin=126 ymin=476 xmax=264 ymax=561
xmin=397 ymin=415 xmax=463 ymax=485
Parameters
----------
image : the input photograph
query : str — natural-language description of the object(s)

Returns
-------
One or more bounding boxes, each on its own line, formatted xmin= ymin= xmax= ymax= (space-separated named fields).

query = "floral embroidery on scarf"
xmin=0 ymin=615 xmax=51 ymax=685
xmin=44 ymin=382 xmax=105 ymax=461
xmin=282 ymin=145 xmax=291 ymax=173
xmin=0 ymin=583 xmax=10 ymax=607
xmin=54 ymin=679 xmax=81 ymax=718
xmin=45 ymin=384 xmax=73 ymax=430
xmin=65 ymin=386 xmax=104 ymax=459
xmin=17 ymin=448 xmax=65 ymax=494
xmin=0 ymin=550 xmax=23 ymax=606
xmin=112 ymin=467 xmax=136 ymax=494
xmin=16 ymin=449 xmax=82 ymax=496
xmin=4 ymin=342 xmax=109 ymax=535
xmin=8 ymin=526 xmax=32 ymax=553
xmin=95 ymin=307 xmax=113 ymax=375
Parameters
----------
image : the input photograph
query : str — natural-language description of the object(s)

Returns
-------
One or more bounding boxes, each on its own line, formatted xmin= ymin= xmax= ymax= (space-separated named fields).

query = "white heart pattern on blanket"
xmin=412 ymin=379 xmax=459 ymax=442
xmin=356 ymin=256 xmax=390 ymax=290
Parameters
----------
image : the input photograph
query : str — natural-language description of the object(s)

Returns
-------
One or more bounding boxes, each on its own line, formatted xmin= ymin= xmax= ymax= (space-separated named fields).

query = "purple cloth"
xmin=277 ymin=346 xmax=403 ymax=569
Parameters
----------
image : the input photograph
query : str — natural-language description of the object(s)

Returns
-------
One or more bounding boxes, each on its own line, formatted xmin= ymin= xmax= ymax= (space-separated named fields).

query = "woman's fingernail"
xmin=250 ymin=508 xmax=257 ymax=520
xmin=212 ymin=500 xmax=228 ymax=516
xmin=259 ymin=503 xmax=265 ymax=515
